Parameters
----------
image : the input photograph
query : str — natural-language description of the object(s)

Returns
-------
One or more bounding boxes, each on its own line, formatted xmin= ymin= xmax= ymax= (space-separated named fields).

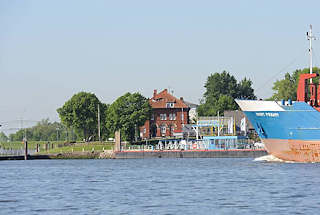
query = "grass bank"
xmin=0 ymin=141 xmax=115 ymax=154
xmin=42 ymin=141 xmax=114 ymax=154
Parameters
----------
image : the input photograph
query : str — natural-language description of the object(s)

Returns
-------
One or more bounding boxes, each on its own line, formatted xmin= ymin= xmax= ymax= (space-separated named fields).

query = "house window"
xmin=169 ymin=113 xmax=176 ymax=120
xmin=166 ymin=102 xmax=175 ymax=108
xmin=160 ymin=114 xmax=167 ymax=120
xmin=160 ymin=125 xmax=166 ymax=134
xmin=143 ymin=128 xmax=146 ymax=134
xmin=151 ymin=114 xmax=154 ymax=120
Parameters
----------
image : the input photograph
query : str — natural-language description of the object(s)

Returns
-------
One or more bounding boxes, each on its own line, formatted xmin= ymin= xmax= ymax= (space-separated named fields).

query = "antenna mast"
xmin=307 ymin=24 xmax=316 ymax=83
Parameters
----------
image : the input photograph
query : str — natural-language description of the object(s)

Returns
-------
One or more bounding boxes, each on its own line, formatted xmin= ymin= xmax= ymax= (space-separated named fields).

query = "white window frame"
xmin=169 ymin=113 xmax=176 ymax=120
xmin=160 ymin=114 xmax=167 ymax=120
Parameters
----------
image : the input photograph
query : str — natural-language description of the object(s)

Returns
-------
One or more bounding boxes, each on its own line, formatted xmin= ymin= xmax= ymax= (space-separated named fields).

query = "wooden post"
xmin=115 ymin=130 xmax=121 ymax=151
xmin=24 ymin=139 xmax=28 ymax=160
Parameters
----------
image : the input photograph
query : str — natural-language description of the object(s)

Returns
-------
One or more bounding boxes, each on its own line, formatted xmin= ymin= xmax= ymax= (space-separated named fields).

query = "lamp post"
xmin=56 ymin=128 xmax=59 ymax=142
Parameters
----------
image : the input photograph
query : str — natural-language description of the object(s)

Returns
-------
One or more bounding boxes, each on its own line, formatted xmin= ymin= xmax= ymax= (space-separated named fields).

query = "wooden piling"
xmin=24 ymin=140 xmax=28 ymax=160
xmin=115 ymin=130 xmax=121 ymax=151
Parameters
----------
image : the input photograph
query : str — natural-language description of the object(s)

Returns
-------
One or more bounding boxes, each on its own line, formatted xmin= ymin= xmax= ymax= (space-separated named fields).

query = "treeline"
xmin=57 ymin=92 xmax=151 ymax=142
xmin=6 ymin=92 xmax=151 ymax=143
xmin=8 ymin=119 xmax=77 ymax=142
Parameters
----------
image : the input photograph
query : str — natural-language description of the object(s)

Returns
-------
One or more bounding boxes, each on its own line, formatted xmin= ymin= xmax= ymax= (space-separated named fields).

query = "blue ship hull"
xmin=236 ymin=100 xmax=320 ymax=162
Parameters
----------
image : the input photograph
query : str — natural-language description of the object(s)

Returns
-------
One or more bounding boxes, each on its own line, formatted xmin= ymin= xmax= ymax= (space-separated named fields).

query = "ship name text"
xmin=256 ymin=112 xmax=279 ymax=117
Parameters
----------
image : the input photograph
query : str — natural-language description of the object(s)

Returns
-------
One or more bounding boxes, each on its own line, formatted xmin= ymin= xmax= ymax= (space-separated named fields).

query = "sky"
xmin=1 ymin=0 xmax=320 ymax=132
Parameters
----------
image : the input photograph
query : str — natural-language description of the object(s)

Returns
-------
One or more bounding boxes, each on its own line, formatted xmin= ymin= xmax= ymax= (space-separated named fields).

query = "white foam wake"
xmin=254 ymin=154 xmax=295 ymax=163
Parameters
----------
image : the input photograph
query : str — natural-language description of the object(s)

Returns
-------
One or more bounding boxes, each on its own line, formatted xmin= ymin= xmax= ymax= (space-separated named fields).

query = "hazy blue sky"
xmin=1 ymin=0 xmax=320 ymax=131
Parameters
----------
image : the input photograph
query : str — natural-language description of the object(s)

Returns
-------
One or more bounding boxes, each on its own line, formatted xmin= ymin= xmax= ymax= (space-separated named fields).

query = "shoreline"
xmin=0 ymin=149 xmax=267 ymax=160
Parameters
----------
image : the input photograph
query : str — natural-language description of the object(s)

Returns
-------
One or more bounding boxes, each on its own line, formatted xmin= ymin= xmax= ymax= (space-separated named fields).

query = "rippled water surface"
xmin=1 ymin=158 xmax=320 ymax=214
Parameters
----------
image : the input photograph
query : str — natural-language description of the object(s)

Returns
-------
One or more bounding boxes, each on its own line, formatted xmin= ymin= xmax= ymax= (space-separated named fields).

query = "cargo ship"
xmin=236 ymin=25 xmax=320 ymax=162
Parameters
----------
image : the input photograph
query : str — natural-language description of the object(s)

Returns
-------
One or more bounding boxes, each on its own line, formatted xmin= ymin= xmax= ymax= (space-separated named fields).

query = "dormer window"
xmin=166 ymin=102 xmax=175 ymax=108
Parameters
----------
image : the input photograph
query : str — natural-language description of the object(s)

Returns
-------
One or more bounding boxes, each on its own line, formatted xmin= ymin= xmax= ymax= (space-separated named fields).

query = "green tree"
xmin=106 ymin=92 xmax=151 ymax=142
xmin=0 ymin=132 xmax=8 ymax=142
xmin=238 ymin=78 xmax=256 ymax=99
xmin=198 ymin=71 xmax=256 ymax=116
xmin=100 ymin=103 xmax=110 ymax=140
xmin=270 ymin=67 xmax=320 ymax=100
xmin=57 ymin=92 xmax=104 ymax=141
xmin=203 ymin=71 xmax=239 ymax=100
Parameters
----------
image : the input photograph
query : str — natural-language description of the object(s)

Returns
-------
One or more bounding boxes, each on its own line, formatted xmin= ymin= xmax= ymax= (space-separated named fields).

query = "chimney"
xmin=153 ymin=89 xmax=157 ymax=98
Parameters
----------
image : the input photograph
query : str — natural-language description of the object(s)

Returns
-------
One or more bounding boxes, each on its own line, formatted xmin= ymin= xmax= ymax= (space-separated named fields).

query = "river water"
xmin=1 ymin=158 xmax=319 ymax=214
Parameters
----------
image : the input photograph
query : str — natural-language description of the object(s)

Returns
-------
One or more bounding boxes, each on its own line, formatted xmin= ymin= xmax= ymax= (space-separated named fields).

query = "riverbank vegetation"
xmin=8 ymin=119 xmax=73 ymax=142
xmin=56 ymin=91 xmax=151 ymax=143
xmin=0 ymin=140 xmax=114 ymax=154
xmin=42 ymin=141 xmax=114 ymax=154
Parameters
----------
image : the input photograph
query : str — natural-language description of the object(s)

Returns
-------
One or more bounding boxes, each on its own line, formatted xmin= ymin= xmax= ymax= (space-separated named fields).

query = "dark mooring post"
xmin=24 ymin=138 xmax=28 ymax=160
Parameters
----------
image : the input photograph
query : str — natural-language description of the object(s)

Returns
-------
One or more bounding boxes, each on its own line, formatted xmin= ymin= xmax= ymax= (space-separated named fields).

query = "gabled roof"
xmin=150 ymin=89 xmax=189 ymax=109
xmin=183 ymin=100 xmax=199 ymax=108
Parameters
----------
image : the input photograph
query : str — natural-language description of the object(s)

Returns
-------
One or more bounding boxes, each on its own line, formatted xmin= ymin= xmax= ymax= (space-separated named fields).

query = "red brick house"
xmin=140 ymin=89 xmax=189 ymax=139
